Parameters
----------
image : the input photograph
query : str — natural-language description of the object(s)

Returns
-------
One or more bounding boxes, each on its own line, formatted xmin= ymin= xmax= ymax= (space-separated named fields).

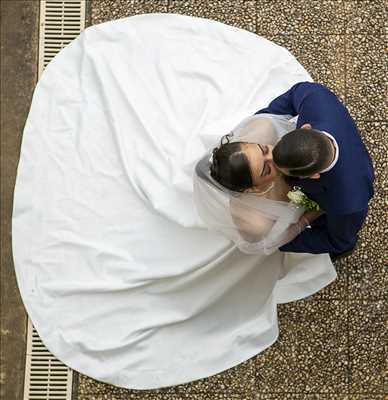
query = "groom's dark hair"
xmin=210 ymin=142 xmax=252 ymax=192
xmin=273 ymin=129 xmax=333 ymax=177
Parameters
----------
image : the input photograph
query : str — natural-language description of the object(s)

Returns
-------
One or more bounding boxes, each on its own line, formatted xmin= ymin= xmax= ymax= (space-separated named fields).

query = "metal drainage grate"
xmin=38 ymin=0 xmax=86 ymax=75
xmin=24 ymin=1 xmax=86 ymax=399
xmin=24 ymin=319 xmax=73 ymax=400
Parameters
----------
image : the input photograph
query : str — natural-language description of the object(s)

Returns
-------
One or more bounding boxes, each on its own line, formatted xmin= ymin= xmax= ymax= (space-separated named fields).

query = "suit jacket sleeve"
xmin=279 ymin=209 xmax=368 ymax=255
xmin=255 ymin=81 xmax=343 ymax=129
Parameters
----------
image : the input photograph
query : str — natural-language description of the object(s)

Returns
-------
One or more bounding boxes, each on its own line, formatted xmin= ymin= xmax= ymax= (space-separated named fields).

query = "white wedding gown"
xmin=12 ymin=13 xmax=336 ymax=389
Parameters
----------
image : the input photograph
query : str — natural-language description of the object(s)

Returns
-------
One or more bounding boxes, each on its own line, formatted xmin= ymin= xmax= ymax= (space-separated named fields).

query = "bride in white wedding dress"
xmin=193 ymin=113 xmax=322 ymax=255
xmin=12 ymin=13 xmax=336 ymax=389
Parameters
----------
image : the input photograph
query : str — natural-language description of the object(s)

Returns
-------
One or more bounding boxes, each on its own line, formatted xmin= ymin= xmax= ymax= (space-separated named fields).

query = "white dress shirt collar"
xmin=320 ymin=131 xmax=339 ymax=173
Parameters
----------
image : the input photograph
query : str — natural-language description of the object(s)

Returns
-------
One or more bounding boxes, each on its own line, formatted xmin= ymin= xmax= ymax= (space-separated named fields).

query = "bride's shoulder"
xmin=265 ymin=176 xmax=291 ymax=202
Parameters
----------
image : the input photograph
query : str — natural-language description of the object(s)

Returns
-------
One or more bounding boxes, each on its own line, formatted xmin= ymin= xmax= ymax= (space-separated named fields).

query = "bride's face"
xmin=240 ymin=143 xmax=278 ymax=192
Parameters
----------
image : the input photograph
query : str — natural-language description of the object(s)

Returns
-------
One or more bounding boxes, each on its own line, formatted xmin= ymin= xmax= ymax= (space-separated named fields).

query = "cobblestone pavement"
xmin=77 ymin=1 xmax=388 ymax=399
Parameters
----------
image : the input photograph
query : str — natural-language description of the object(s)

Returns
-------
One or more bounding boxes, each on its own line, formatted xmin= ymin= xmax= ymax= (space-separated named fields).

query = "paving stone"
xmin=345 ymin=213 xmax=387 ymax=300
xmin=78 ymin=392 xmax=253 ymax=399
xmin=348 ymin=299 xmax=387 ymax=393
xmin=168 ymin=0 xmax=256 ymax=32
xmin=254 ymin=299 xmax=348 ymax=393
xmin=170 ymin=358 xmax=256 ymax=394
xmin=90 ymin=0 xmax=168 ymax=25
xmin=345 ymin=35 xmax=388 ymax=121
xmin=78 ymin=358 xmax=256 ymax=395
xmin=85 ymin=0 xmax=93 ymax=27
xmin=255 ymin=395 xmax=385 ymax=399
xmin=344 ymin=396 xmax=385 ymax=400
xmin=347 ymin=121 xmax=387 ymax=300
xmin=264 ymin=34 xmax=346 ymax=102
xmin=78 ymin=374 xmax=183 ymax=397
xmin=255 ymin=395 xmax=322 ymax=400
xmin=313 ymin=259 xmax=347 ymax=300
xmin=344 ymin=0 xmax=387 ymax=35
xmin=357 ymin=121 xmax=387 ymax=194
xmin=256 ymin=0 xmax=346 ymax=36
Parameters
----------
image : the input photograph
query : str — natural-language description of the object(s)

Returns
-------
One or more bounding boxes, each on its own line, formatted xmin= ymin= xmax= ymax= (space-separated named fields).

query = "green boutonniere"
xmin=287 ymin=186 xmax=320 ymax=211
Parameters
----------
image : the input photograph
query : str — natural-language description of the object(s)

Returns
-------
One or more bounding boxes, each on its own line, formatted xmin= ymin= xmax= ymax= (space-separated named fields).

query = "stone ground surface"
xmin=0 ymin=1 xmax=386 ymax=400
xmin=1 ymin=1 xmax=39 ymax=400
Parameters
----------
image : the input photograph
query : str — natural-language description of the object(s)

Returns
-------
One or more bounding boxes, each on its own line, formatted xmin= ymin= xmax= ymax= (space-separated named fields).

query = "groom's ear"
xmin=308 ymin=173 xmax=320 ymax=179
xmin=301 ymin=123 xmax=312 ymax=130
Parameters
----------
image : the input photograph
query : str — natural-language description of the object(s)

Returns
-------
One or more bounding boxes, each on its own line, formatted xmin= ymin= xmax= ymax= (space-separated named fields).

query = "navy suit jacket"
xmin=255 ymin=82 xmax=374 ymax=255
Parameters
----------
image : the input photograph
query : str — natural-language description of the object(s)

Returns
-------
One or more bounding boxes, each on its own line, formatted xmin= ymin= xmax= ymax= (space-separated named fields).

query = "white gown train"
xmin=12 ymin=13 xmax=336 ymax=389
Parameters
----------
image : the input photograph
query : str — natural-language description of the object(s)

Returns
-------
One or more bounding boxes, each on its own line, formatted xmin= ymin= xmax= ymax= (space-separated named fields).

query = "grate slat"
xmin=24 ymin=319 xmax=75 ymax=400
xmin=38 ymin=0 xmax=86 ymax=75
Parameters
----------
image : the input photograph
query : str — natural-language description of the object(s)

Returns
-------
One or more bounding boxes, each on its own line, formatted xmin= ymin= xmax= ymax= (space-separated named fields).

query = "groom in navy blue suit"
xmin=255 ymin=82 xmax=374 ymax=258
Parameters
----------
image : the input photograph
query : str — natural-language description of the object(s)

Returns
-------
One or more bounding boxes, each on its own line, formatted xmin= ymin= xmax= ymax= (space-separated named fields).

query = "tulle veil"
xmin=193 ymin=114 xmax=305 ymax=254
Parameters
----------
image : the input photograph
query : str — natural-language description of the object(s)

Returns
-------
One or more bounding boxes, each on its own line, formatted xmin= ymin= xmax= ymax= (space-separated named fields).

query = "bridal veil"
xmin=193 ymin=113 xmax=306 ymax=255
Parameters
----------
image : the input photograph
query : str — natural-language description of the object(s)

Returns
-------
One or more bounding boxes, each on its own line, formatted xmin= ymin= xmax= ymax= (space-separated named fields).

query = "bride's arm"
xmin=297 ymin=210 xmax=325 ymax=227
xmin=275 ymin=210 xmax=326 ymax=247
xmin=230 ymin=197 xmax=275 ymax=243
xmin=230 ymin=194 xmax=326 ymax=249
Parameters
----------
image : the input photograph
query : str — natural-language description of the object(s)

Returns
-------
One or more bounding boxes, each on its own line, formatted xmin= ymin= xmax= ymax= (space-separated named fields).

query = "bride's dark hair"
xmin=210 ymin=134 xmax=252 ymax=192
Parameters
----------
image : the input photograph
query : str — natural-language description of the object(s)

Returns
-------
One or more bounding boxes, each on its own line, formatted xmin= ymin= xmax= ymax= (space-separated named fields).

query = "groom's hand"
xmin=282 ymin=210 xmax=325 ymax=245
xmin=300 ymin=210 xmax=324 ymax=225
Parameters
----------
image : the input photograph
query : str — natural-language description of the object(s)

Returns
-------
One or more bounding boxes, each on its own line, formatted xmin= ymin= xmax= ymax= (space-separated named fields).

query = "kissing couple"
xmin=194 ymin=81 xmax=374 ymax=260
